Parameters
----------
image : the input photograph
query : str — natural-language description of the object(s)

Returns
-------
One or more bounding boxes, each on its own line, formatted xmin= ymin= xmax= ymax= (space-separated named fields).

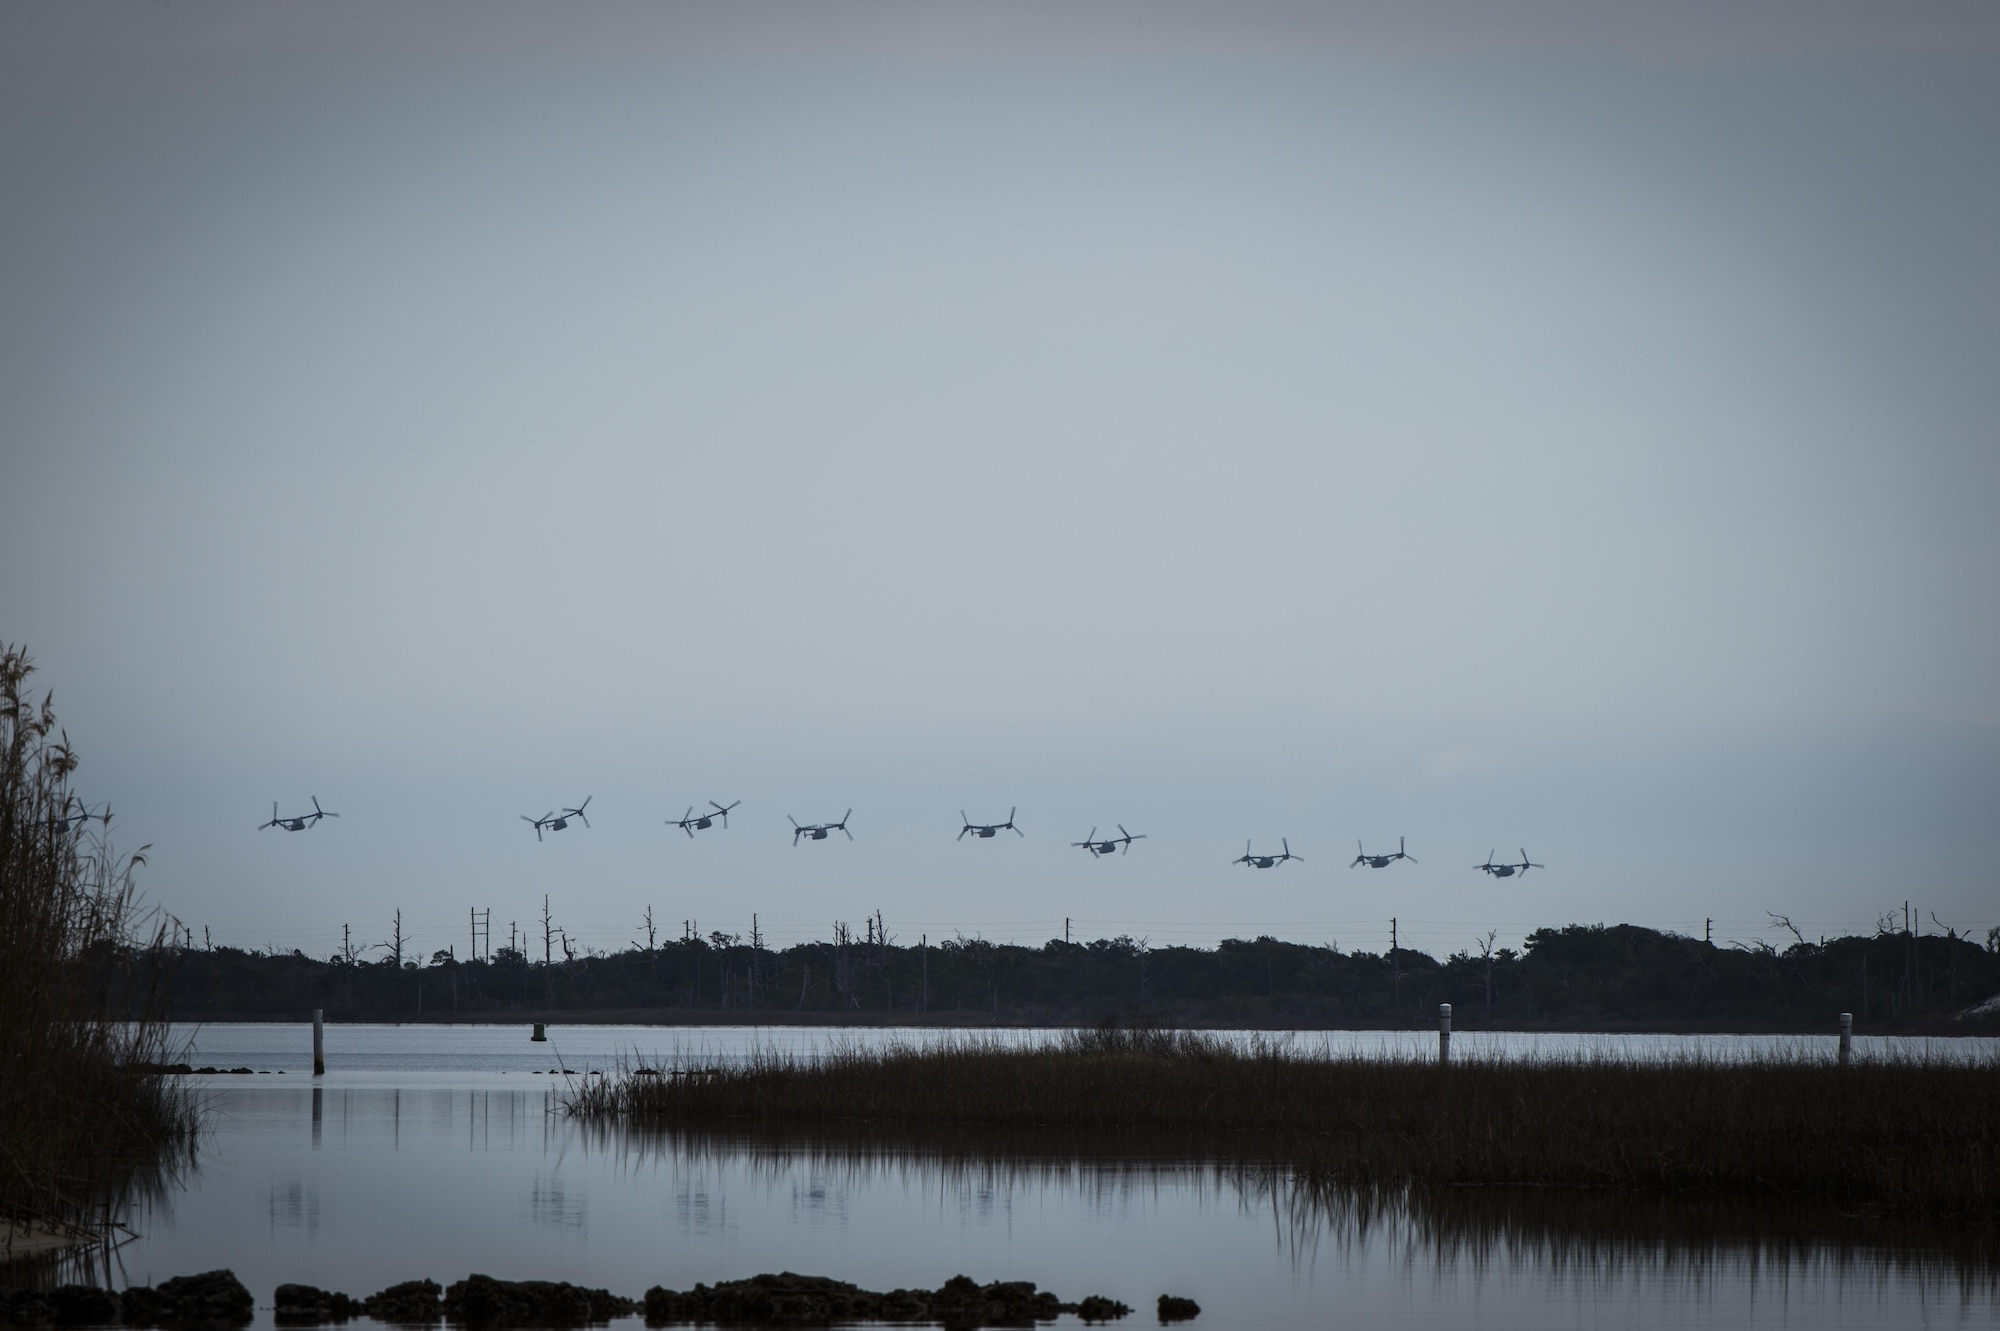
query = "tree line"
xmin=142 ymin=914 xmax=2000 ymax=1032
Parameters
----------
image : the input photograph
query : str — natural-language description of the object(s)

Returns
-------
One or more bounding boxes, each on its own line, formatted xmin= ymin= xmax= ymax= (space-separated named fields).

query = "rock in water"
xmin=641 ymin=1272 xmax=1129 ymax=1327
xmin=363 ymin=1280 xmax=443 ymax=1323
xmin=1156 ymin=1294 xmax=1201 ymax=1322
xmin=119 ymin=1271 xmax=254 ymax=1325
xmin=1 ymin=1289 xmax=54 ymax=1325
xmin=443 ymin=1275 xmax=636 ymax=1326
xmin=48 ymin=1286 xmax=122 ymax=1325
xmin=273 ymin=1285 xmax=364 ymax=1324
xmin=1075 ymin=1295 xmax=1132 ymax=1323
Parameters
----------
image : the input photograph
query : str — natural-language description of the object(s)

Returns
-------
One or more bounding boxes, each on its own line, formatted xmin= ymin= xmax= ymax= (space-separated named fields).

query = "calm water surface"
xmin=91 ymin=1024 xmax=2000 ymax=1329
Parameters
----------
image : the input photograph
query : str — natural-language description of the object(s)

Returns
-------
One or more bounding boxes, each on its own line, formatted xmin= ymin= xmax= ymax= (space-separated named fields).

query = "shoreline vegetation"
xmin=153 ymin=915 xmax=2000 ymax=1036
xmin=160 ymin=1007 xmax=2000 ymax=1035
xmin=0 ymin=647 xmax=195 ymax=1258
xmin=568 ymin=1028 xmax=2000 ymax=1221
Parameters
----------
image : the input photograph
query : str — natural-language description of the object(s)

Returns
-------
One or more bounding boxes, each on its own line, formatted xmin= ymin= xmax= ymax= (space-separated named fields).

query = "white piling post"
xmin=1438 ymin=1003 xmax=1452 ymax=1063
xmin=1838 ymin=1011 xmax=1852 ymax=1068
xmin=313 ymin=1008 xmax=325 ymax=1077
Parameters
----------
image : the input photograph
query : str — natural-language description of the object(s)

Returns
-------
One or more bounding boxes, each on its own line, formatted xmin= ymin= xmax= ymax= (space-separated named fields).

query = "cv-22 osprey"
xmin=522 ymin=797 xmax=591 ymax=841
xmin=1073 ymin=825 xmax=1145 ymax=857
xmin=1476 ymin=849 xmax=1543 ymax=879
xmin=262 ymin=798 xmax=339 ymax=832
xmin=959 ymin=808 xmax=1023 ymax=840
xmin=1352 ymin=837 xmax=1414 ymax=869
xmin=671 ymin=800 xmax=740 ymax=837
xmin=1235 ymin=838 xmax=1301 ymax=869
xmin=791 ymin=811 xmax=852 ymax=844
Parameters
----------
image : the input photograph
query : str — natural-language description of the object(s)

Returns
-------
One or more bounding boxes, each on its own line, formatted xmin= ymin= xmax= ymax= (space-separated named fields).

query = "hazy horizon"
xmin=4 ymin=2 xmax=1996 ymax=965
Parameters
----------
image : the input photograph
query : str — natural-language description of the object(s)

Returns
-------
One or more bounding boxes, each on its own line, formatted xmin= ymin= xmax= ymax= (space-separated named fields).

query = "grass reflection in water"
xmin=578 ymin=1117 xmax=2000 ymax=1304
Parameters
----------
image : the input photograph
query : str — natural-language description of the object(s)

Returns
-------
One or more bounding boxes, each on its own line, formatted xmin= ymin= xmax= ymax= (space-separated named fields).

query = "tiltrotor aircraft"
xmin=1476 ymin=849 xmax=1543 ymax=878
xmin=1073 ymin=825 xmax=1145 ymax=857
xmin=1351 ymin=837 xmax=1414 ymax=868
xmin=522 ymin=797 xmax=591 ymax=841
xmin=791 ymin=811 xmax=853 ymax=844
xmin=959 ymin=808 xmax=1023 ymax=840
xmin=672 ymin=800 xmax=740 ymax=837
xmin=1235 ymin=838 xmax=1301 ymax=869
xmin=261 ymin=798 xmax=338 ymax=832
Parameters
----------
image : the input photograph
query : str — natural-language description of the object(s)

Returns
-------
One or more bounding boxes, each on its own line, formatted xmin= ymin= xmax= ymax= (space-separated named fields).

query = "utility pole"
xmin=1065 ymin=917 xmax=1071 ymax=944
xmin=1390 ymin=917 xmax=1400 ymax=1008
xmin=1704 ymin=918 xmax=1712 ymax=945
xmin=921 ymin=934 xmax=928 ymax=1014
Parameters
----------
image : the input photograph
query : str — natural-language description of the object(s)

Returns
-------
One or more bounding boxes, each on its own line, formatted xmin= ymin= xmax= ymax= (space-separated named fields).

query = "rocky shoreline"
xmin=0 ymin=1269 xmax=1186 ymax=1328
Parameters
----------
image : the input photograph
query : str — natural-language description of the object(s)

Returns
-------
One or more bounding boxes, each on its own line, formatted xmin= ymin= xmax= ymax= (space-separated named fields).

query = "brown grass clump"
xmin=0 ymin=645 xmax=194 ymax=1241
xmin=568 ymin=1026 xmax=2000 ymax=1219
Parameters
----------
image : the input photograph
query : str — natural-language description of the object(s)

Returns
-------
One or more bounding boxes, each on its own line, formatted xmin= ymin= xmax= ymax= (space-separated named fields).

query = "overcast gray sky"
xmin=4 ymin=2 xmax=1996 ymax=964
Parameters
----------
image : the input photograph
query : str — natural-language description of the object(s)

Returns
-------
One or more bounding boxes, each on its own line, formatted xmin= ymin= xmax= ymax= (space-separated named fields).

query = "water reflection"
xmin=24 ymin=1084 xmax=1991 ymax=1330
xmin=597 ymin=1120 xmax=2000 ymax=1301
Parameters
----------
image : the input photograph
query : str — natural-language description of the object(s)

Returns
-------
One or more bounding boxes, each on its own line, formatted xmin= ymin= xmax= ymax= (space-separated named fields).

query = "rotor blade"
xmin=841 ymin=824 xmax=853 ymax=841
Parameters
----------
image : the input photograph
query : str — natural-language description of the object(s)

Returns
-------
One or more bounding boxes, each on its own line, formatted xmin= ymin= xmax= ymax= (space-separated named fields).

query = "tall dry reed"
xmin=568 ymin=1026 xmax=2000 ymax=1218
xmin=0 ymin=645 xmax=193 ymax=1241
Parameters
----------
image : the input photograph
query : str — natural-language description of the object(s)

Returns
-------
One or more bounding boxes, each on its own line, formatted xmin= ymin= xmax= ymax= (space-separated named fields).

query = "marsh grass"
xmin=568 ymin=1026 xmax=2000 ymax=1218
xmin=0 ymin=646 xmax=195 ymax=1245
